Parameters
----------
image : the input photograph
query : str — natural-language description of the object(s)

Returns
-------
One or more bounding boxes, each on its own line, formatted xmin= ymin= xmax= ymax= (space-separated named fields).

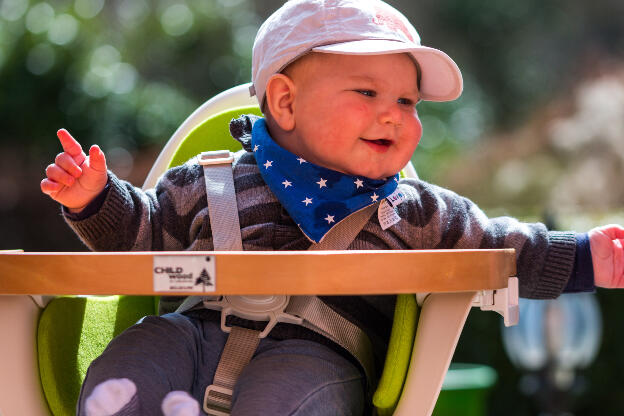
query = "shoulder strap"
xmin=173 ymin=150 xmax=241 ymax=315
xmin=198 ymin=150 xmax=242 ymax=251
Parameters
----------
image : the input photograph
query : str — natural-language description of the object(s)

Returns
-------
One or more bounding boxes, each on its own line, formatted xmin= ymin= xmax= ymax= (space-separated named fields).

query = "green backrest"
xmin=168 ymin=106 xmax=261 ymax=167
xmin=37 ymin=104 xmax=419 ymax=416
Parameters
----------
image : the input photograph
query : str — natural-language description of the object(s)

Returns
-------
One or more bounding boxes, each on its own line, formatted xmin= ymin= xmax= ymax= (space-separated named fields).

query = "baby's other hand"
xmin=589 ymin=224 xmax=624 ymax=288
xmin=40 ymin=129 xmax=108 ymax=213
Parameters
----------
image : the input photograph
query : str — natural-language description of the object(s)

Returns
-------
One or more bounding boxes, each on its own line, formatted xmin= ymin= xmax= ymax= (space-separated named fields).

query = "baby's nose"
xmin=378 ymin=105 xmax=402 ymax=126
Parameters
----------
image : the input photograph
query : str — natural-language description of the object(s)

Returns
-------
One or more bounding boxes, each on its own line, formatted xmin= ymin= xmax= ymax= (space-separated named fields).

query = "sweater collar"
xmin=229 ymin=114 xmax=259 ymax=152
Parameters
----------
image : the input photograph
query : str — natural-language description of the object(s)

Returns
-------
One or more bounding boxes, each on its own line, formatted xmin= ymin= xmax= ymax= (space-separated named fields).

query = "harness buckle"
xmin=199 ymin=150 xmax=234 ymax=166
xmin=203 ymin=384 xmax=233 ymax=416
xmin=203 ymin=295 xmax=304 ymax=338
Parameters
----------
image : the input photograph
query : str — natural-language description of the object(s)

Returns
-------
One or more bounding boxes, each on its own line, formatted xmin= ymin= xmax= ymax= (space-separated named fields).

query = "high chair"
xmin=0 ymin=83 xmax=518 ymax=416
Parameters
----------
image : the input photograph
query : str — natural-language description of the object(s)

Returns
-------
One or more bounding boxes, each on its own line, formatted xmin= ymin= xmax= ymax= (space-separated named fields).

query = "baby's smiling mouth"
xmin=361 ymin=137 xmax=392 ymax=150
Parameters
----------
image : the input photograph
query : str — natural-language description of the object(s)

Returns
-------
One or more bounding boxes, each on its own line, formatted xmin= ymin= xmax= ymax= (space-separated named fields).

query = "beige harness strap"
xmin=308 ymin=203 xmax=378 ymax=250
xmin=286 ymin=295 xmax=375 ymax=384
xmin=200 ymin=151 xmax=378 ymax=415
xmin=204 ymin=327 xmax=261 ymax=416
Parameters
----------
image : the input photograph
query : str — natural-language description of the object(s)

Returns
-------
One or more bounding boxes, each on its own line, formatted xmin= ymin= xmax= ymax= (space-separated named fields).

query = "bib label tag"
xmin=378 ymin=200 xmax=401 ymax=230
xmin=386 ymin=189 xmax=407 ymax=208
xmin=153 ymin=255 xmax=216 ymax=292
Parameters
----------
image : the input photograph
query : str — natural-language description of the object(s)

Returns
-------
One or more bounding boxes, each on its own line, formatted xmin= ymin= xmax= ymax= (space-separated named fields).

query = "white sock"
xmin=161 ymin=391 xmax=200 ymax=416
xmin=85 ymin=378 xmax=137 ymax=416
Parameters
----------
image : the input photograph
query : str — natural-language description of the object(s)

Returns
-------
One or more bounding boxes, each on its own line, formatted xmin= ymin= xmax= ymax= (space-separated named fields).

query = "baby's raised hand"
xmin=40 ymin=129 xmax=108 ymax=213
xmin=589 ymin=225 xmax=624 ymax=288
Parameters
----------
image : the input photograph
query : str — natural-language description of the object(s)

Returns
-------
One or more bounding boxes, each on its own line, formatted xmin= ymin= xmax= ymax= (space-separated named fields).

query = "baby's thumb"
xmin=89 ymin=145 xmax=107 ymax=172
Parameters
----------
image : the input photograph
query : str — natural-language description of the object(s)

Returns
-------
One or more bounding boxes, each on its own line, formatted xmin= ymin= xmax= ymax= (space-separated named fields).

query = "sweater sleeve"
xmin=563 ymin=233 xmax=595 ymax=293
xmin=63 ymin=160 xmax=211 ymax=252
xmin=398 ymin=178 xmax=576 ymax=299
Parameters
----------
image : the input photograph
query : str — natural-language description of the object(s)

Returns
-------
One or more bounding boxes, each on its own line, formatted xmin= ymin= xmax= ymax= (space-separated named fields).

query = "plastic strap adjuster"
xmin=203 ymin=384 xmax=233 ymax=416
xmin=199 ymin=150 xmax=234 ymax=166
xmin=203 ymin=326 xmax=261 ymax=416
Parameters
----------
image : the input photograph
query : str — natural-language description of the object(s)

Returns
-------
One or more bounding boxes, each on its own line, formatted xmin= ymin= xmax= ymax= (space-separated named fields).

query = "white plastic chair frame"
xmin=0 ymin=83 xmax=518 ymax=416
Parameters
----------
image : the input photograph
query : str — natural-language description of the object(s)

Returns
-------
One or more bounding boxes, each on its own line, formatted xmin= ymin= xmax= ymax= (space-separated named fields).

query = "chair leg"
xmin=0 ymin=295 xmax=51 ymax=415
xmin=393 ymin=292 xmax=476 ymax=416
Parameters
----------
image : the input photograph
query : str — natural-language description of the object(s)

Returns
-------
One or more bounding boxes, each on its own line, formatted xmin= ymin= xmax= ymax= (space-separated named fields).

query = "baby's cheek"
xmin=406 ymin=116 xmax=423 ymax=147
xmin=322 ymin=122 xmax=345 ymax=143
xmin=352 ymin=103 xmax=372 ymax=120
xmin=338 ymin=97 xmax=370 ymax=119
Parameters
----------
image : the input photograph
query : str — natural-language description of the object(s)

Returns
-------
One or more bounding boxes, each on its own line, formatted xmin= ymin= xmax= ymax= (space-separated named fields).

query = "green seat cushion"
xmin=38 ymin=296 xmax=157 ymax=416
xmin=373 ymin=294 xmax=418 ymax=416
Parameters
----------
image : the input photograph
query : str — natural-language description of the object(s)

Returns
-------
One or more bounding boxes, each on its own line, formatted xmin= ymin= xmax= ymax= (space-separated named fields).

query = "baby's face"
xmin=285 ymin=53 xmax=422 ymax=179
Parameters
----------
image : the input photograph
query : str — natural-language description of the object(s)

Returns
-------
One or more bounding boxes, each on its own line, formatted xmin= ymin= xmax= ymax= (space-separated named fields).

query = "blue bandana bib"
xmin=251 ymin=118 xmax=399 ymax=243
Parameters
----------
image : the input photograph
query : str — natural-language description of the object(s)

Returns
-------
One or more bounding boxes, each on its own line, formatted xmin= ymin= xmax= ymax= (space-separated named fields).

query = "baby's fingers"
xmin=45 ymin=163 xmax=76 ymax=187
xmin=55 ymin=152 xmax=83 ymax=178
xmin=57 ymin=129 xmax=86 ymax=166
xmin=40 ymin=178 xmax=62 ymax=196
xmin=591 ymin=224 xmax=624 ymax=241
xmin=88 ymin=145 xmax=107 ymax=172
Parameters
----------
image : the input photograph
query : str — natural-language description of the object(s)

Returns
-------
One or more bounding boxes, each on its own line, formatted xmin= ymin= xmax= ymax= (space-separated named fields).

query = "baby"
xmin=41 ymin=0 xmax=624 ymax=415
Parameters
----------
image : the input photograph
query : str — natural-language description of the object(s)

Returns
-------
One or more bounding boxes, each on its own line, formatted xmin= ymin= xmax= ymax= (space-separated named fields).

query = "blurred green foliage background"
xmin=1 ymin=0 xmax=624 ymax=414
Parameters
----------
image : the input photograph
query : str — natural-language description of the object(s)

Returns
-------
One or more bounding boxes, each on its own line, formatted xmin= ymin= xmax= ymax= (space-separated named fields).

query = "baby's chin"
xmin=314 ymin=159 xmax=399 ymax=180
xmin=340 ymin=168 xmax=398 ymax=180
xmin=337 ymin=159 xmax=405 ymax=180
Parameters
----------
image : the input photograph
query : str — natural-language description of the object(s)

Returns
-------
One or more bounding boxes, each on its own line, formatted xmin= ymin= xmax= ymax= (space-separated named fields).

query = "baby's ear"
xmin=265 ymin=74 xmax=296 ymax=131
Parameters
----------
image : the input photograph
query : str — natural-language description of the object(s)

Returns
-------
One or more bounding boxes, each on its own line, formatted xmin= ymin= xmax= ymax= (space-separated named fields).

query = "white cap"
xmin=251 ymin=0 xmax=463 ymax=105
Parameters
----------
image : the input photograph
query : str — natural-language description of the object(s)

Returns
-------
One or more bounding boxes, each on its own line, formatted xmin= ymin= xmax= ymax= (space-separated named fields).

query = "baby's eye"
xmin=356 ymin=90 xmax=376 ymax=97
xmin=398 ymin=97 xmax=416 ymax=106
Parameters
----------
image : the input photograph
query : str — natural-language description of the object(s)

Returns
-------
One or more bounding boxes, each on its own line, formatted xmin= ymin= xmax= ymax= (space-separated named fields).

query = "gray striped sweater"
xmin=65 ymin=114 xmax=577 ymax=370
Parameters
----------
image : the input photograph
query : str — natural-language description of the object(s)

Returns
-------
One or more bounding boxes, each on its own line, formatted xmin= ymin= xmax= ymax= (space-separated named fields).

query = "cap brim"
xmin=313 ymin=39 xmax=462 ymax=102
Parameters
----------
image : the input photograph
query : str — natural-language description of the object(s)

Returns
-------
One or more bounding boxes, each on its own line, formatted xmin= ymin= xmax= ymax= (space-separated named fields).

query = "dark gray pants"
xmin=77 ymin=313 xmax=365 ymax=415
